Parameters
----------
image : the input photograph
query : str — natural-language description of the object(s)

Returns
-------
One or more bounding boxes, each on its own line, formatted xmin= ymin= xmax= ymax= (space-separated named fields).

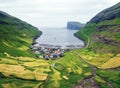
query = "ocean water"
xmin=36 ymin=28 xmax=84 ymax=48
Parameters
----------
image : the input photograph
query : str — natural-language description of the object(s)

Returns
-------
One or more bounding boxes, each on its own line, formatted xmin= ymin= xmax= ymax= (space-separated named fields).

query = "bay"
xmin=36 ymin=28 xmax=84 ymax=48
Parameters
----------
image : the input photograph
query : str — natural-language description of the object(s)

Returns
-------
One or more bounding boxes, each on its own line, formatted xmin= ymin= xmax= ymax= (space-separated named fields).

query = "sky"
xmin=0 ymin=0 xmax=120 ymax=27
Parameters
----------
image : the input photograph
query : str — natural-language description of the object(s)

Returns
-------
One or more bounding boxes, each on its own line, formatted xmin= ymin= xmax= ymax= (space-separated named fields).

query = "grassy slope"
xmin=75 ymin=18 xmax=120 ymax=67
xmin=0 ymin=11 xmax=40 ymax=57
xmin=0 ymin=11 xmax=47 ymax=88
xmin=75 ymin=18 xmax=120 ymax=87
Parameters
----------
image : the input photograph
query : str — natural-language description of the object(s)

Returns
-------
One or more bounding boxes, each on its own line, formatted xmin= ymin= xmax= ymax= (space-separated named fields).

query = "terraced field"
xmin=0 ymin=53 xmax=51 ymax=88
xmin=0 ymin=51 xmax=92 ymax=88
xmin=0 ymin=49 xmax=120 ymax=88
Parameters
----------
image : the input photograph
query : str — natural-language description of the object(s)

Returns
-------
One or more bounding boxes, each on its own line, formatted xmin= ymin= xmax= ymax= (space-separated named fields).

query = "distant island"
xmin=67 ymin=21 xmax=85 ymax=30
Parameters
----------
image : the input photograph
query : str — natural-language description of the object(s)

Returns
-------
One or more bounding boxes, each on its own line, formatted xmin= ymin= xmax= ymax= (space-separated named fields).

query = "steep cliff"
xmin=67 ymin=21 xmax=85 ymax=30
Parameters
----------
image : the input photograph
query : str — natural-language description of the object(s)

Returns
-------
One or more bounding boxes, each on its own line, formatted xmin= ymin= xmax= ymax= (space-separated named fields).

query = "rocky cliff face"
xmin=89 ymin=2 xmax=120 ymax=23
xmin=67 ymin=21 xmax=85 ymax=30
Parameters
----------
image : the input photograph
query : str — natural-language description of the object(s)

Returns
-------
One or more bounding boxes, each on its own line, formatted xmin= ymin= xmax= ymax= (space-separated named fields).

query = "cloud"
xmin=0 ymin=0 xmax=119 ymax=27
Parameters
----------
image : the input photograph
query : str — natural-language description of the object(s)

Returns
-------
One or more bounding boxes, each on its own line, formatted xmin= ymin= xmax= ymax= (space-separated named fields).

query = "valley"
xmin=0 ymin=2 xmax=120 ymax=88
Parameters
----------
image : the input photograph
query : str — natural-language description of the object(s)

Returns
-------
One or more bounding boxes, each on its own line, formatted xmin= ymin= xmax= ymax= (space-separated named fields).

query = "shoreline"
xmin=32 ymin=43 xmax=84 ymax=49
xmin=73 ymin=33 xmax=86 ymax=48
xmin=32 ymin=30 xmax=42 ymax=45
xmin=31 ymin=29 xmax=85 ymax=49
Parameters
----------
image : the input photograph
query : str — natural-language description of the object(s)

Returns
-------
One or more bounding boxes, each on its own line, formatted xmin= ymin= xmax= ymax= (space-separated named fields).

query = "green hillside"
xmin=74 ymin=3 xmax=120 ymax=88
xmin=0 ymin=11 xmax=41 ymax=57
xmin=75 ymin=18 xmax=120 ymax=54
xmin=75 ymin=3 xmax=120 ymax=67
xmin=0 ymin=11 xmax=50 ymax=88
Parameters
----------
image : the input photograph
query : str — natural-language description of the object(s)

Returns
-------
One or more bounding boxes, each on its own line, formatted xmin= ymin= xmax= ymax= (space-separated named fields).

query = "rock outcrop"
xmin=67 ymin=21 xmax=85 ymax=30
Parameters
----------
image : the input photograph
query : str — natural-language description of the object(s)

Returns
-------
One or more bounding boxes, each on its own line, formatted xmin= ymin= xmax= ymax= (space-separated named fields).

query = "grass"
xmin=0 ymin=16 xmax=40 ymax=57
xmin=73 ymin=18 xmax=120 ymax=88
xmin=0 ymin=78 xmax=41 ymax=88
xmin=23 ymin=61 xmax=48 ymax=68
xmin=97 ymin=69 xmax=120 ymax=88
xmin=0 ymin=63 xmax=49 ymax=81
xmin=43 ymin=51 xmax=92 ymax=88
xmin=0 ymin=58 xmax=18 ymax=65
xmin=101 ymin=54 xmax=120 ymax=69
xmin=15 ymin=57 xmax=35 ymax=62
xmin=33 ymin=71 xmax=48 ymax=81
xmin=48 ymin=67 xmax=62 ymax=88
xmin=0 ymin=49 xmax=119 ymax=88
xmin=94 ymin=75 xmax=105 ymax=83
xmin=75 ymin=18 xmax=120 ymax=68
xmin=75 ymin=49 xmax=114 ymax=68
xmin=0 ymin=54 xmax=51 ymax=82
xmin=75 ymin=18 xmax=120 ymax=53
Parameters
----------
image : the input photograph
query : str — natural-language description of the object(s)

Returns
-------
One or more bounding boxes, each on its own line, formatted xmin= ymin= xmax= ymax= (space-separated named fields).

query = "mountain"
xmin=89 ymin=2 xmax=120 ymax=23
xmin=0 ymin=11 xmax=52 ymax=87
xmin=67 ymin=21 xmax=85 ymax=30
xmin=0 ymin=11 xmax=41 ymax=57
xmin=75 ymin=2 xmax=120 ymax=54
xmin=75 ymin=3 xmax=120 ymax=87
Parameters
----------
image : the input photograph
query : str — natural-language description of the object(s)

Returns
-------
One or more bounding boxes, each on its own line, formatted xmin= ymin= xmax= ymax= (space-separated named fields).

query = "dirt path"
xmin=74 ymin=51 xmax=114 ymax=88
xmin=80 ymin=29 xmax=90 ymax=48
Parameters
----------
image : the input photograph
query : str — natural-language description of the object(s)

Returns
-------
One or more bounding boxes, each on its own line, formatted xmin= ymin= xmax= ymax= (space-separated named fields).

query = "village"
xmin=31 ymin=44 xmax=83 ymax=60
xmin=31 ymin=44 xmax=65 ymax=60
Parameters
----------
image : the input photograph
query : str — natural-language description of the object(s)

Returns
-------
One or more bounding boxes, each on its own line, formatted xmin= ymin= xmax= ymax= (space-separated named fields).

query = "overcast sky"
xmin=0 ymin=0 xmax=120 ymax=27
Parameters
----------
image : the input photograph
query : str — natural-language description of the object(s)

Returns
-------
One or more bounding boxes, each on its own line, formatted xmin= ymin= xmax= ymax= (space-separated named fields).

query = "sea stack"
xmin=67 ymin=21 xmax=85 ymax=30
